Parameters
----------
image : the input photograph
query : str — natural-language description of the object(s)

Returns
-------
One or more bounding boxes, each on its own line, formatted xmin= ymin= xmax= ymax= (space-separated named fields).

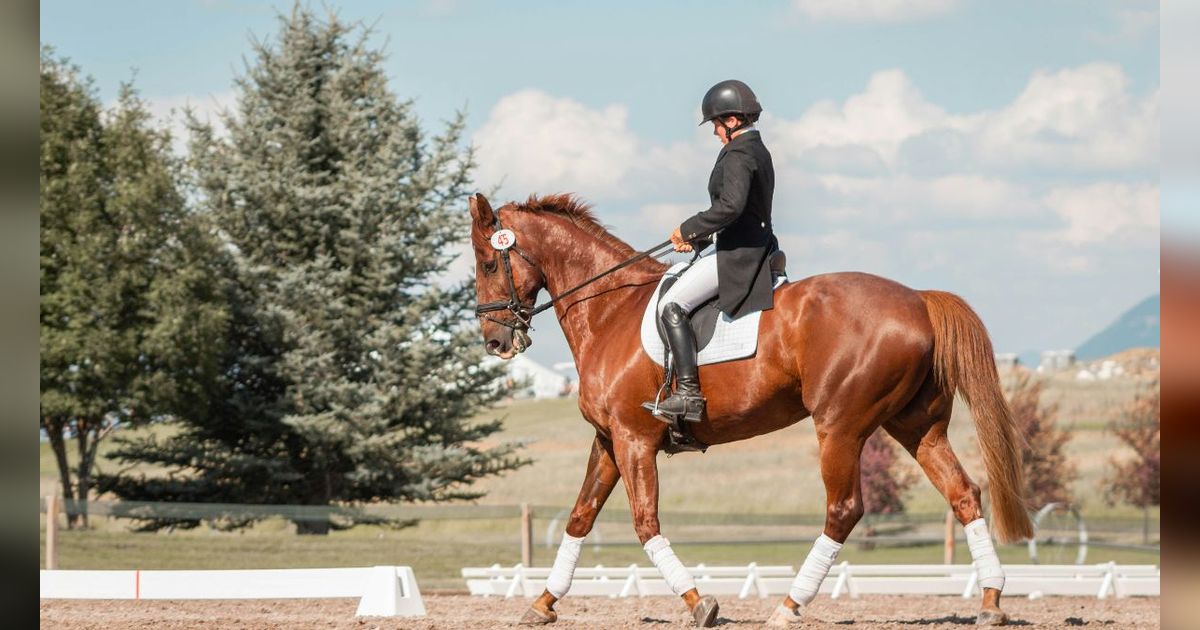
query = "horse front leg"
xmin=768 ymin=430 xmax=867 ymax=626
xmin=614 ymin=433 xmax=720 ymax=628
xmin=519 ymin=435 xmax=620 ymax=625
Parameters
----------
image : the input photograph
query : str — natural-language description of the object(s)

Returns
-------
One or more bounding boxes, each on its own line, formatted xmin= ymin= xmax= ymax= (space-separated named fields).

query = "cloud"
xmin=973 ymin=64 xmax=1158 ymax=172
xmin=1091 ymin=6 xmax=1159 ymax=45
xmin=1043 ymin=182 xmax=1159 ymax=246
xmin=773 ymin=64 xmax=1157 ymax=176
xmin=774 ymin=70 xmax=951 ymax=166
xmin=472 ymin=90 xmax=638 ymax=198
xmin=638 ymin=203 xmax=696 ymax=236
xmin=792 ymin=0 xmax=959 ymax=22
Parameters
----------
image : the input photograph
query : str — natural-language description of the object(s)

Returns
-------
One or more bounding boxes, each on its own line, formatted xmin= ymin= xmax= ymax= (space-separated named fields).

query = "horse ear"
xmin=469 ymin=193 xmax=495 ymax=226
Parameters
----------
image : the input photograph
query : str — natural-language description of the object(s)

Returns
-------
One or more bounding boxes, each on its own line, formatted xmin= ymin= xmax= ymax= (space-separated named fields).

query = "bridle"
xmin=473 ymin=210 xmax=674 ymax=337
xmin=473 ymin=211 xmax=541 ymax=332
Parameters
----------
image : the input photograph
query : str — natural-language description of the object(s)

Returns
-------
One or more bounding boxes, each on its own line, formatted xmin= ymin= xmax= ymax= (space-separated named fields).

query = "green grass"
xmin=40 ymin=376 xmax=1159 ymax=583
xmin=40 ymin=518 xmax=1159 ymax=591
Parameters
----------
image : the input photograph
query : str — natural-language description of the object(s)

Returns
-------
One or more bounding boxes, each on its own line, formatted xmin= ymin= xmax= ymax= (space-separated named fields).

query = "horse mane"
xmin=512 ymin=194 xmax=645 ymax=261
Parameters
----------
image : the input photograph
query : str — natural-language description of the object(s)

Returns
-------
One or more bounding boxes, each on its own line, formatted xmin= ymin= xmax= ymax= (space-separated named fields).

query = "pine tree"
xmin=40 ymin=48 xmax=223 ymax=526
xmin=1005 ymin=370 xmax=1076 ymax=508
xmin=99 ymin=7 xmax=525 ymax=533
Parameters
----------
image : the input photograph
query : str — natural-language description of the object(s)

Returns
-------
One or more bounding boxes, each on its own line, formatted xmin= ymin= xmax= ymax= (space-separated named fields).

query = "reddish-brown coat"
xmin=468 ymin=194 xmax=1029 ymax=624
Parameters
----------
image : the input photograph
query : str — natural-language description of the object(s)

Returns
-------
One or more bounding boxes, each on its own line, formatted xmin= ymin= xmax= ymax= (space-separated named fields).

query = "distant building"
xmin=1037 ymin=350 xmax=1076 ymax=373
xmin=994 ymin=353 xmax=1020 ymax=370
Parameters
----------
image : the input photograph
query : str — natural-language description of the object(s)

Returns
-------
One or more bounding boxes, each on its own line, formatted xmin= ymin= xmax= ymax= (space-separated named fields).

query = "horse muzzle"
xmin=512 ymin=328 xmax=532 ymax=353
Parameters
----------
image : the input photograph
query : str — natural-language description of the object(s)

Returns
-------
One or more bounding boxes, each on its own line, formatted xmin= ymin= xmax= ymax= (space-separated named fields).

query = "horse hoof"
xmin=976 ymin=609 xmax=1008 ymax=626
xmin=518 ymin=606 xmax=557 ymax=625
xmin=765 ymin=604 xmax=804 ymax=627
xmin=691 ymin=595 xmax=719 ymax=627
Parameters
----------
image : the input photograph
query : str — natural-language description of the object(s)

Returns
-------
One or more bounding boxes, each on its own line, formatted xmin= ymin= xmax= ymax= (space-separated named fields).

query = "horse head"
xmin=468 ymin=193 xmax=545 ymax=359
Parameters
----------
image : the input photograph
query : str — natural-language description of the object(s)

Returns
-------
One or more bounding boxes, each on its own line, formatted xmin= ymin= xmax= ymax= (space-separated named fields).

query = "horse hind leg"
xmin=882 ymin=383 xmax=1010 ymax=626
xmin=520 ymin=435 xmax=620 ymax=625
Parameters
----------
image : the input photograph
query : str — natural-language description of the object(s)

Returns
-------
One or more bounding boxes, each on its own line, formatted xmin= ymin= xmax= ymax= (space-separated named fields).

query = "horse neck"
xmin=520 ymin=213 xmax=666 ymax=358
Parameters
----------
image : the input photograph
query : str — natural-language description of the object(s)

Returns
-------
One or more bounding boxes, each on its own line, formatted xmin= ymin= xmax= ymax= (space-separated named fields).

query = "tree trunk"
xmin=297 ymin=470 xmax=338 ymax=535
xmin=75 ymin=420 xmax=92 ymax=528
xmin=45 ymin=417 xmax=79 ymax=528
xmin=294 ymin=518 xmax=331 ymax=535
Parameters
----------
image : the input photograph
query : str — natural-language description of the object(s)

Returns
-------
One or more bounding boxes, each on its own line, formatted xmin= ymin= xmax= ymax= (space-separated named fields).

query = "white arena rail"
xmin=39 ymin=565 xmax=426 ymax=617
xmin=462 ymin=562 xmax=1159 ymax=600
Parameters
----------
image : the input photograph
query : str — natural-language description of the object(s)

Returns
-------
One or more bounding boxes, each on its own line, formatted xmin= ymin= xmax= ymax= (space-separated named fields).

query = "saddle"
xmin=645 ymin=250 xmax=789 ymax=454
xmin=641 ymin=250 xmax=788 ymax=372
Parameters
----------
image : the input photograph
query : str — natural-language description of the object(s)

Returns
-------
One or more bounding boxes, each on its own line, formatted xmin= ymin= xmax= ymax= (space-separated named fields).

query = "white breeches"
xmin=658 ymin=249 xmax=719 ymax=316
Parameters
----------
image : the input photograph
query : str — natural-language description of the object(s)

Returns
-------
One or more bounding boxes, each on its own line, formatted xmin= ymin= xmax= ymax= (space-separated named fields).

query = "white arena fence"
xmin=39 ymin=566 xmax=426 ymax=617
xmin=462 ymin=562 xmax=1159 ymax=600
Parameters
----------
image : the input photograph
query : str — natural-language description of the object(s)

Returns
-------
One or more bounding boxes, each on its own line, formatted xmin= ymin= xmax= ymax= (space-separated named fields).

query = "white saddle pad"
xmin=640 ymin=261 xmax=784 ymax=367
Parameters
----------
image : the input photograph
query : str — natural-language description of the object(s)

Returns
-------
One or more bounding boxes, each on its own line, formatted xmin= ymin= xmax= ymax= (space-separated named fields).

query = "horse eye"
xmin=482 ymin=260 xmax=498 ymax=274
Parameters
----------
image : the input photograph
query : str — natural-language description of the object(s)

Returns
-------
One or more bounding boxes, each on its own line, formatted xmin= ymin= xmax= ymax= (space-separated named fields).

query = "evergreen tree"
xmin=40 ymin=48 xmax=223 ymax=526
xmin=99 ymin=7 xmax=525 ymax=533
xmin=1005 ymin=371 xmax=1076 ymax=508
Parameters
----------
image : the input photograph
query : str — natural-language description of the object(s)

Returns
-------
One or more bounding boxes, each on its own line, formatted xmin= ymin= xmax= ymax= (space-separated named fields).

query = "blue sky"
xmin=42 ymin=0 xmax=1161 ymax=370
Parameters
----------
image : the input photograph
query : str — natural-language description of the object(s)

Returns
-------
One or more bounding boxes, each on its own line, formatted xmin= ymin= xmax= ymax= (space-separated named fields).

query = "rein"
xmin=473 ymin=211 xmax=674 ymax=331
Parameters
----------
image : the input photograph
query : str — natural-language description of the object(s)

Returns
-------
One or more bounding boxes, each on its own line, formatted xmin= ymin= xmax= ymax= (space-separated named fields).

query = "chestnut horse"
xmin=468 ymin=193 xmax=1032 ymax=627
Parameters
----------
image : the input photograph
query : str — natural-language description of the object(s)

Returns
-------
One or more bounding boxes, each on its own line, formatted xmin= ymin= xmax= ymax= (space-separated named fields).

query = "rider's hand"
xmin=671 ymin=227 xmax=693 ymax=253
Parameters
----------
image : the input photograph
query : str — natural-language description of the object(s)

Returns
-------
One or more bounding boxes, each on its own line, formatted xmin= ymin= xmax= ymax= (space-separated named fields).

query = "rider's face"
xmin=711 ymin=116 xmax=739 ymax=145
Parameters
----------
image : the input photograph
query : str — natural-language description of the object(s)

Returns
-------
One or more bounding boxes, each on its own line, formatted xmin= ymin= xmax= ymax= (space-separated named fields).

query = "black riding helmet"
xmin=699 ymin=80 xmax=762 ymax=132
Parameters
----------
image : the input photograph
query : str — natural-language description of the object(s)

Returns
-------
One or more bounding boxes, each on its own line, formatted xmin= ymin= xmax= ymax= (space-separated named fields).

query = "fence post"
xmin=520 ymin=503 xmax=533 ymax=567
xmin=45 ymin=493 xmax=59 ymax=570
xmin=943 ymin=509 xmax=955 ymax=564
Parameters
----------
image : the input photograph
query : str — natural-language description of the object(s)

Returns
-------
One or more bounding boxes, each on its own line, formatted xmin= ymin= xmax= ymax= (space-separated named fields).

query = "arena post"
xmin=943 ymin=509 xmax=955 ymax=564
xmin=521 ymin=503 xmax=534 ymax=566
xmin=45 ymin=492 xmax=59 ymax=570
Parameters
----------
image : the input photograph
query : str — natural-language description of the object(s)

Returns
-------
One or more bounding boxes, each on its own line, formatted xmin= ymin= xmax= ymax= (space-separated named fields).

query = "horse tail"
xmin=920 ymin=290 xmax=1033 ymax=544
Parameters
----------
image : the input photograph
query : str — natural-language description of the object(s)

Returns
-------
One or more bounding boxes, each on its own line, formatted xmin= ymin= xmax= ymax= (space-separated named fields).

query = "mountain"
xmin=1075 ymin=294 xmax=1160 ymax=361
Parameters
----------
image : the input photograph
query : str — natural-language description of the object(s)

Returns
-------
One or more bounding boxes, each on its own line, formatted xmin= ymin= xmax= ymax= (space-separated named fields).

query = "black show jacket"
xmin=679 ymin=130 xmax=777 ymax=319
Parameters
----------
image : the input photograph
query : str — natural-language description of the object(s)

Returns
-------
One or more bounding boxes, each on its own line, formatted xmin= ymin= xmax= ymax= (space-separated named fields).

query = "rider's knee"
xmin=661 ymin=302 xmax=688 ymax=326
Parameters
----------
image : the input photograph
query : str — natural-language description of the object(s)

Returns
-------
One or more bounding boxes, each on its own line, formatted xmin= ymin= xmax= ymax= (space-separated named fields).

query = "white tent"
xmin=485 ymin=355 xmax=572 ymax=399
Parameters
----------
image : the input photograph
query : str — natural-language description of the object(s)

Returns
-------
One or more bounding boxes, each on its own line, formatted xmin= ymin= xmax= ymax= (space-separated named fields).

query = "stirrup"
xmin=641 ymin=394 xmax=706 ymax=424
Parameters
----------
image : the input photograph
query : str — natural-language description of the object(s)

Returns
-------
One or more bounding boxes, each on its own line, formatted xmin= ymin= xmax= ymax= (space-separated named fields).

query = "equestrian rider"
xmin=644 ymin=79 xmax=778 ymax=425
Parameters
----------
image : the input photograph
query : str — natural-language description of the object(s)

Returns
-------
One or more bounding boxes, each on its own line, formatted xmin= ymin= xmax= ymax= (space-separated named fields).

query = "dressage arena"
xmin=41 ymin=594 xmax=1160 ymax=628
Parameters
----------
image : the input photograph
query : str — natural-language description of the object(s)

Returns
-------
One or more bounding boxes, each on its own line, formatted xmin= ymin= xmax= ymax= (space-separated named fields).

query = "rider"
xmin=644 ymin=79 xmax=778 ymax=425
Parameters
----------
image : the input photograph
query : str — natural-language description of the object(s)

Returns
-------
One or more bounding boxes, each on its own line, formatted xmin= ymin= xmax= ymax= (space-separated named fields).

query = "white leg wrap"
xmin=643 ymin=535 xmax=696 ymax=596
xmin=965 ymin=518 xmax=1005 ymax=591
xmin=788 ymin=534 xmax=843 ymax=606
xmin=545 ymin=533 xmax=585 ymax=599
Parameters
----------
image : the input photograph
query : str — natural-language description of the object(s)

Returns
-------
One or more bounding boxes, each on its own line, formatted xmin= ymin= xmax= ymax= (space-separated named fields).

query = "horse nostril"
xmin=486 ymin=340 xmax=500 ymax=352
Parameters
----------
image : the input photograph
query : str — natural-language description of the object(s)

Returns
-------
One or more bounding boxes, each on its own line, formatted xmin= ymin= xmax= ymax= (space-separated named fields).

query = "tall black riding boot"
xmin=644 ymin=302 xmax=706 ymax=424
